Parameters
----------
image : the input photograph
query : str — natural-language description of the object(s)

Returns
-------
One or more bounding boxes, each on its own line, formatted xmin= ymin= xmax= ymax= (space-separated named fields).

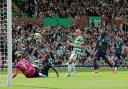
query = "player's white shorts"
xmin=69 ymin=53 xmax=77 ymax=61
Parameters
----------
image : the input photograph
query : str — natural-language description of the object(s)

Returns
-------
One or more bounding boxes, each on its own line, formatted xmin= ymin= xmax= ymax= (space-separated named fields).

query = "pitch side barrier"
xmin=54 ymin=65 xmax=128 ymax=68
xmin=0 ymin=64 xmax=128 ymax=68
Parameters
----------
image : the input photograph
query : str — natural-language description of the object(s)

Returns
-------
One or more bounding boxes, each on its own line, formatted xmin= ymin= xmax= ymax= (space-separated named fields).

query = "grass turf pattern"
xmin=1 ymin=68 xmax=128 ymax=89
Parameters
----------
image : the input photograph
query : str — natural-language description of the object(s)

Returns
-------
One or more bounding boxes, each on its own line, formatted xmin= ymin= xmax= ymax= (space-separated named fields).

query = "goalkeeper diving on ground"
xmin=12 ymin=53 xmax=59 ymax=78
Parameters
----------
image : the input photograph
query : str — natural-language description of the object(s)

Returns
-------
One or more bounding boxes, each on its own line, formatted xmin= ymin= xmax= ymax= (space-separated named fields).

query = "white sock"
xmin=68 ymin=63 xmax=72 ymax=75
xmin=71 ymin=62 xmax=76 ymax=75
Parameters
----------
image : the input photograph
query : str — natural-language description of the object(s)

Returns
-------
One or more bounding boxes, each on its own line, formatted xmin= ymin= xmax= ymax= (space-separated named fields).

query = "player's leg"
xmin=114 ymin=53 xmax=121 ymax=71
xmin=71 ymin=62 xmax=76 ymax=76
xmin=42 ymin=62 xmax=59 ymax=77
xmin=93 ymin=52 xmax=100 ymax=73
xmin=34 ymin=66 xmax=47 ymax=78
xmin=50 ymin=66 xmax=59 ymax=77
xmin=103 ymin=55 xmax=115 ymax=72
xmin=41 ymin=67 xmax=49 ymax=77
xmin=93 ymin=57 xmax=99 ymax=73
xmin=67 ymin=62 xmax=72 ymax=76
xmin=114 ymin=53 xmax=120 ymax=67
xmin=67 ymin=61 xmax=76 ymax=76
xmin=66 ymin=53 xmax=77 ymax=76
xmin=104 ymin=56 xmax=113 ymax=67
xmin=110 ymin=55 xmax=115 ymax=65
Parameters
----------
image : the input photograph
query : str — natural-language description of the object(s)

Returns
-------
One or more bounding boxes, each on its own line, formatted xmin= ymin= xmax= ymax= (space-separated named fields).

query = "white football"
xmin=34 ymin=33 xmax=41 ymax=38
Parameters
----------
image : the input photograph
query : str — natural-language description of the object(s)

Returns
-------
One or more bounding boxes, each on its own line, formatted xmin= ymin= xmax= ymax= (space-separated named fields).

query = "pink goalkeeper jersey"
xmin=16 ymin=59 xmax=35 ymax=78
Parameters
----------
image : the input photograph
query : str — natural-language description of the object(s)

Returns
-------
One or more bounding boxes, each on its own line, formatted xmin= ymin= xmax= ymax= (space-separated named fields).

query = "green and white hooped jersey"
xmin=72 ymin=35 xmax=84 ymax=55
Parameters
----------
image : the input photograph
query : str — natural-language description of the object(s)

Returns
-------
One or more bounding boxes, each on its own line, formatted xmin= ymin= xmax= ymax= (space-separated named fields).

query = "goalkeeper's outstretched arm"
xmin=12 ymin=69 xmax=19 ymax=78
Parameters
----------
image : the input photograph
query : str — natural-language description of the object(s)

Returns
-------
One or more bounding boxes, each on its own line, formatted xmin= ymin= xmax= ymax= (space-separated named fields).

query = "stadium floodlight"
xmin=0 ymin=0 xmax=12 ymax=86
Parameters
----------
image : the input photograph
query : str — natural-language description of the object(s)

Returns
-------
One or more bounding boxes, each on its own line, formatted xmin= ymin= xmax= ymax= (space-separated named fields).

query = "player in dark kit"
xmin=113 ymin=35 xmax=124 ymax=70
xmin=41 ymin=54 xmax=59 ymax=77
xmin=94 ymin=32 xmax=115 ymax=73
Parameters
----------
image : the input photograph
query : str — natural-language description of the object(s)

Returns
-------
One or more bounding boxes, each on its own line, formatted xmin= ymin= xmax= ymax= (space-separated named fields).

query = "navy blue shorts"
xmin=115 ymin=53 xmax=121 ymax=59
xmin=95 ymin=51 xmax=107 ymax=59
xmin=32 ymin=67 xmax=41 ymax=78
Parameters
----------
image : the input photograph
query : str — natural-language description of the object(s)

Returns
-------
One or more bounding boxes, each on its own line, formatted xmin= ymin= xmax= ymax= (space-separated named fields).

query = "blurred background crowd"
xmin=12 ymin=24 xmax=128 ymax=66
xmin=12 ymin=0 xmax=128 ymax=18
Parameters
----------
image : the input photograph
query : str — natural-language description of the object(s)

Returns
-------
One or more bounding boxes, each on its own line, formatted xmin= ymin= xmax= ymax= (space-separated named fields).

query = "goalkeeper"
xmin=12 ymin=54 xmax=47 ymax=78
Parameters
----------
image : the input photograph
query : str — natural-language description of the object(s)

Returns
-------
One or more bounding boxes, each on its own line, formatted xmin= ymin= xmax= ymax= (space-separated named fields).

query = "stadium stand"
xmin=2 ymin=0 xmax=128 ymax=67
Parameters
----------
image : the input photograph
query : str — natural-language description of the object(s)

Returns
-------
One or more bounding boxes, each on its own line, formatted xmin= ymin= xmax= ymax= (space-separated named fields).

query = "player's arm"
xmin=12 ymin=68 xmax=19 ymax=78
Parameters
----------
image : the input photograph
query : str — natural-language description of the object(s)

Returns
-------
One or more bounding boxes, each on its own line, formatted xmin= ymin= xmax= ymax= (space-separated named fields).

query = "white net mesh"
xmin=0 ymin=0 xmax=8 ymax=85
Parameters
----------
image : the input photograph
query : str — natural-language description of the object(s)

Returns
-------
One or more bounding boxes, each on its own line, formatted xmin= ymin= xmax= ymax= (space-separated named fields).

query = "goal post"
xmin=7 ymin=0 xmax=12 ymax=86
xmin=0 ymin=0 xmax=12 ymax=86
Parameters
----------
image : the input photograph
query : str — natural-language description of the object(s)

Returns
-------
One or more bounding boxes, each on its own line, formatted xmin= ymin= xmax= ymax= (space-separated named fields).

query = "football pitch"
xmin=1 ymin=68 xmax=128 ymax=89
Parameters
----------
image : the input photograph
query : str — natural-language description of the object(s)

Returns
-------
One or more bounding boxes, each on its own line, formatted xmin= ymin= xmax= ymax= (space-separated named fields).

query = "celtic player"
xmin=66 ymin=29 xmax=85 ymax=76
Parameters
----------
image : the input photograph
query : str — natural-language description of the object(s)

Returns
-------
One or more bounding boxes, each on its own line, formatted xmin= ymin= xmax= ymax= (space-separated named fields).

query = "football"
xmin=34 ymin=33 xmax=41 ymax=39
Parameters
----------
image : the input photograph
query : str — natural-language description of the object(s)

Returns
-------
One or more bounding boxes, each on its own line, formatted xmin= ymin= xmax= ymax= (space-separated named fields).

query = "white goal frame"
xmin=7 ymin=0 xmax=12 ymax=86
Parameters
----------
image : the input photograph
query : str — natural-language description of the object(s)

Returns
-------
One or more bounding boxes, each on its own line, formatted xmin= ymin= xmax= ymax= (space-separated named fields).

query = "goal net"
xmin=0 ymin=0 xmax=12 ymax=86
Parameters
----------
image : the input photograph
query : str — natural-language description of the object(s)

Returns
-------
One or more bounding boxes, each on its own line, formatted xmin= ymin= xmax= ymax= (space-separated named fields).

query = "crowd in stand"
xmin=13 ymin=0 xmax=128 ymax=18
xmin=12 ymin=22 xmax=128 ymax=66
xmin=10 ymin=0 xmax=128 ymax=66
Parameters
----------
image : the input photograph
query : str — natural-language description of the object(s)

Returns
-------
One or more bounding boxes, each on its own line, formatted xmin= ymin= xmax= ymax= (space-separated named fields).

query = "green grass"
xmin=1 ymin=68 xmax=128 ymax=89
